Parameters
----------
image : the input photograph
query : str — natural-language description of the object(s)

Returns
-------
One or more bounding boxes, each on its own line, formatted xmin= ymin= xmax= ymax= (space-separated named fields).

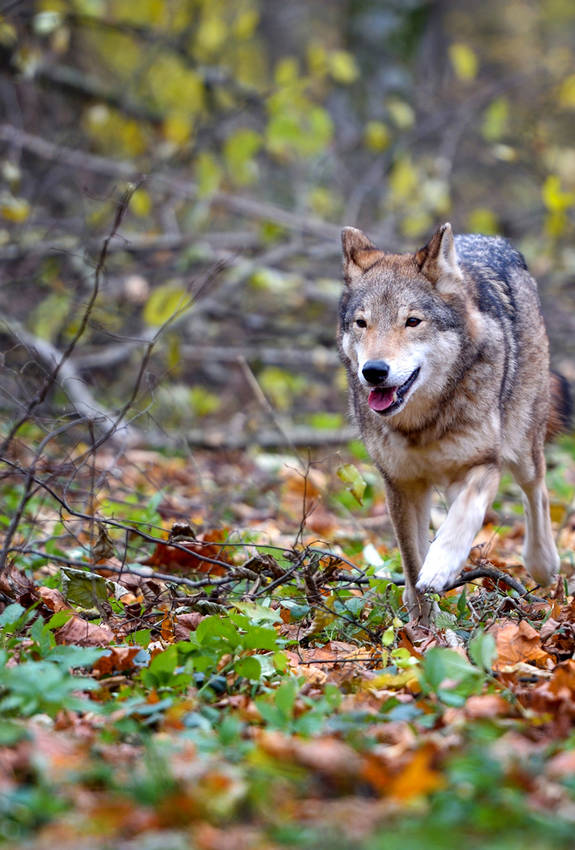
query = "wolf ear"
xmin=415 ymin=223 xmax=462 ymax=288
xmin=341 ymin=227 xmax=384 ymax=285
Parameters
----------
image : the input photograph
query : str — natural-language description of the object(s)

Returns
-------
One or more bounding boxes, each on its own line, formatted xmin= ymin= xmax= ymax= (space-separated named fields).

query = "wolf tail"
xmin=546 ymin=371 xmax=573 ymax=441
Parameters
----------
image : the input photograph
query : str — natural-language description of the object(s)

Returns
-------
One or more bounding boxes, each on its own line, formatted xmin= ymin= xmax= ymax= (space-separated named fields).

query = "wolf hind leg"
xmin=510 ymin=450 xmax=560 ymax=586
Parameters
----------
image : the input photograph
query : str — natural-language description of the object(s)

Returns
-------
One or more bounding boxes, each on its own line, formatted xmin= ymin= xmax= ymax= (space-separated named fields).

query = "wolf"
xmin=338 ymin=222 xmax=571 ymax=622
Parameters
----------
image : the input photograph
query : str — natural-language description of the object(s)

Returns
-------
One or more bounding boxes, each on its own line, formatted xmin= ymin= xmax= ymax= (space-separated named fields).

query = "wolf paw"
xmin=415 ymin=545 xmax=461 ymax=593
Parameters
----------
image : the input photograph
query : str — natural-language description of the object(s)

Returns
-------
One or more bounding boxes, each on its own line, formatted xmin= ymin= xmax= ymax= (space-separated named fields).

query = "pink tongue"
xmin=368 ymin=387 xmax=396 ymax=411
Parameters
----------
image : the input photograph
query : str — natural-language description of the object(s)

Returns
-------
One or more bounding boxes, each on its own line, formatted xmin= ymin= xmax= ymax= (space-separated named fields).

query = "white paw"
xmin=416 ymin=543 xmax=462 ymax=593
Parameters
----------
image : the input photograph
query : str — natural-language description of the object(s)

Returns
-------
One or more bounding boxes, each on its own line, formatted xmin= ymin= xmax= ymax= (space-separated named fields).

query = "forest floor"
xmin=2 ymin=434 xmax=575 ymax=850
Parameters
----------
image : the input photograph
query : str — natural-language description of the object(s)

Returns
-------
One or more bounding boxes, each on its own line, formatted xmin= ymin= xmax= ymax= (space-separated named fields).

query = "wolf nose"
xmin=362 ymin=360 xmax=390 ymax=385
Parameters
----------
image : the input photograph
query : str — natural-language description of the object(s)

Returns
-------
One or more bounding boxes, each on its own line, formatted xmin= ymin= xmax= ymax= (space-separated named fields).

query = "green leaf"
xmin=148 ymin=645 xmax=178 ymax=677
xmin=421 ymin=648 xmax=484 ymax=704
xmin=234 ymin=656 xmax=262 ymax=680
xmin=274 ymin=679 xmax=297 ymax=718
xmin=232 ymin=601 xmax=282 ymax=624
xmin=337 ymin=463 xmax=366 ymax=505
xmin=46 ymin=611 xmax=73 ymax=630
xmin=273 ymin=650 xmax=288 ymax=673
xmin=0 ymin=602 xmax=26 ymax=629
xmin=196 ymin=615 xmax=241 ymax=649
xmin=242 ymin=626 xmax=280 ymax=651
xmin=46 ymin=645 xmax=106 ymax=668
xmin=468 ymin=631 xmax=497 ymax=673
xmin=60 ymin=567 xmax=112 ymax=610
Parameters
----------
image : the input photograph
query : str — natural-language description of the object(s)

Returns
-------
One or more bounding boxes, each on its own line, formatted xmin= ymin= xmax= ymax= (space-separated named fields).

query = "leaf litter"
xmin=2 ymin=442 xmax=575 ymax=848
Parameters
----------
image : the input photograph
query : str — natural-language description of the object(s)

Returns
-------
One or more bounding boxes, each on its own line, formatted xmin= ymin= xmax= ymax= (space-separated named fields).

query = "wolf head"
xmin=338 ymin=223 xmax=472 ymax=428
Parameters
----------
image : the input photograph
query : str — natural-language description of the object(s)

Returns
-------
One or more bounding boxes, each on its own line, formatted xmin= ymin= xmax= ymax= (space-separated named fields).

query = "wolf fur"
xmin=338 ymin=222 xmax=571 ymax=622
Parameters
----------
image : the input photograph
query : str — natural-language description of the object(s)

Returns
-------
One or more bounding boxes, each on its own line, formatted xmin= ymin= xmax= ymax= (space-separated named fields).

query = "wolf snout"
xmin=362 ymin=360 xmax=390 ymax=386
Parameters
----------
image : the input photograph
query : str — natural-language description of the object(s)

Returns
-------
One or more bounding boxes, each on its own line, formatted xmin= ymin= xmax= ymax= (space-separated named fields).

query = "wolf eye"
xmin=405 ymin=317 xmax=422 ymax=328
xmin=355 ymin=318 xmax=367 ymax=328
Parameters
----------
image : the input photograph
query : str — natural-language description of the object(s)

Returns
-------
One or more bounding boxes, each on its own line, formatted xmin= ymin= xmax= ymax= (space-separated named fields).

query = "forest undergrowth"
xmin=2 ymin=429 xmax=575 ymax=850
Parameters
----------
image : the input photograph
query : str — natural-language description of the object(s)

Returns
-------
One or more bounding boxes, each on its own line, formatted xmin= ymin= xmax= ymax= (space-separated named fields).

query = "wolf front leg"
xmin=384 ymin=480 xmax=433 ymax=623
xmin=416 ymin=463 xmax=501 ymax=593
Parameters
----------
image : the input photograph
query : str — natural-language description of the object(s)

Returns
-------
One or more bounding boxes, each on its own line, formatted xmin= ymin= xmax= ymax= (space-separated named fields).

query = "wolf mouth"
xmin=368 ymin=367 xmax=420 ymax=415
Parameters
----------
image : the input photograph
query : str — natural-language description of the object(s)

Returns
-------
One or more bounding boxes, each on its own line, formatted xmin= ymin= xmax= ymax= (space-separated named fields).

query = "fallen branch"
xmin=1 ymin=317 xmax=140 ymax=444
xmin=444 ymin=566 xmax=544 ymax=602
xmin=182 ymin=426 xmax=358 ymax=450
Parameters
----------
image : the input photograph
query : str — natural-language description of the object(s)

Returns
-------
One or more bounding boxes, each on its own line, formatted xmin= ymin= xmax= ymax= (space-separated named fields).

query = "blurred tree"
xmin=0 ymin=0 xmax=574 ymax=446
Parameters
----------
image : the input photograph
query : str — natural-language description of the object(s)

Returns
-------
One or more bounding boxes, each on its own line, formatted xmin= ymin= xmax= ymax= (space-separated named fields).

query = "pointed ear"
xmin=341 ymin=227 xmax=384 ymax=285
xmin=415 ymin=223 xmax=462 ymax=287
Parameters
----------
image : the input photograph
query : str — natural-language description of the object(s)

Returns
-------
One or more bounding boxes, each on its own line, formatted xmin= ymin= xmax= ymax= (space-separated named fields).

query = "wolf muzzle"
xmin=362 ymin=360 xmax=390 ymax=386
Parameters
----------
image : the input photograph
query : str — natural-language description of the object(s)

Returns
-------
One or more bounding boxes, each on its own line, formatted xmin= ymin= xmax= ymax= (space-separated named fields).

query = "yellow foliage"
xmin=307 ymin=42 xmax=328 ymax=79
xmin=0 ymin=195 xmax=30 ymax=223
xmin=233 ymin=9 xmax=259 ymax=40
xmin=195 ymin=15 xmax=227 ymax=57
xmin=389 ymin=156 xmax=418 ymax=202
xmin=482 ymin=97 xmax=509 ymax=142
xmin=38 ymin=0 xmax=66 ymax=11
xmin=401 ymin=212 xmax=433 ymax=239
xmin=559 ymin=74 xmax=575 ymax=108
xmin=0 ymin=17 xmax=17 ymax=46
xmin=448 ymin=42 xmax=478 ymax=81
xmin=364 ymin=121 xmax=391 ymax=152
xmin=233 ymin=42 xmax=268 ymax=89
xmin=146 ymin=55 xmax=204 ymax=113
xmin=81 ymin=30 xmax=142 ymax=78
xmin=163 ymin=111 xmax=194 ymax=146
xmin=195 ymin=151 xmax=223 ymax=198
xmin=328 ymin=50 xmax=359 ymax=85
xmin=275 ymin=57 xmax=300 ymax=87
xmin=129 ymin=189 xmax=152 ymax=218
xmin=307 ymin=186 xmax=337 ymax=218
xmin=387 ymin=98 xmax=415 ymax=130
xmin=143 ymin=283 xmax=189 ymax=327
xmin=468 ymin=207 xmax=499 ymax=235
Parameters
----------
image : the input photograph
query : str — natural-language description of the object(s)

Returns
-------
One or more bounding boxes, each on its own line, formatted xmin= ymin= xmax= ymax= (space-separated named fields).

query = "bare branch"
xmin=0 ymin=124 xmax=341 ymax=240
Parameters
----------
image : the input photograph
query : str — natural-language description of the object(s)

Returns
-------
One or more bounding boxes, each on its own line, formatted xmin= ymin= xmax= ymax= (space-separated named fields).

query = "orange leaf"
xmin=143 ymin=536 xmax=229 ymax=575
xmin=490 ymin=620 xmax=552 ymax=671
xmin=93 ymin=646 xmax=141 ymax=676
xmin=386 ymin=745 xmax=444 ymax=801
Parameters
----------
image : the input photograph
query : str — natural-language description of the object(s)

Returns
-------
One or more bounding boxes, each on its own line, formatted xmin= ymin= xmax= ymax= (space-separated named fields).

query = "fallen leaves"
xmin=490 ymin=619 xmax=553 ymax=671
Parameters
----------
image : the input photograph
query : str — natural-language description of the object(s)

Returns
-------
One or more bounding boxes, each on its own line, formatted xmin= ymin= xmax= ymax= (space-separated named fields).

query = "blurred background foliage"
xmin=1 ymin=0 xmax=575 ymax=448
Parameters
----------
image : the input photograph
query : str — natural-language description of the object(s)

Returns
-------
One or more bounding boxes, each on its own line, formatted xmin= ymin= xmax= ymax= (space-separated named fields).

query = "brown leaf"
xmin=490 ymin=620 xmax=552 ymax=671
xmin=174 ymin=612 xmax=204 ymax=641
xmin=93 ymin=646 xmax=141 ymax=676
xmin=55 ymin=615 xmax=113 ymax=647
xmin=37 ymin=586 xmax=69 ymax=612
xmin=547 ymin=748 xmax=575 ymax=778
xmin=0 ymin=561 xmax=36 ymax=605
xmin=464 ymin=694 xmax=512 ymax=718
xmin=143 ymin=530 xmax=231 ymax=576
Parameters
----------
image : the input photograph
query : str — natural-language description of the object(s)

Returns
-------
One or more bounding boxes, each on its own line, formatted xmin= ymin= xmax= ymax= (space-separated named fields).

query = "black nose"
xmin=362 ymin=360 xmax=390 ymax=385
